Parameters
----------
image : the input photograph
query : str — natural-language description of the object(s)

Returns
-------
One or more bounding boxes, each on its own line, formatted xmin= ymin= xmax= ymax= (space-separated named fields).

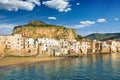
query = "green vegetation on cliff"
xmin=13 ymin=20 xmax=80 ymax=39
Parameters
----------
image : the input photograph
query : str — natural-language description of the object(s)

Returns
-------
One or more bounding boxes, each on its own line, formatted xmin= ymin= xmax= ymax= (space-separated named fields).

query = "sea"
xmin=0 ymin=54 xmax=120 ymax=80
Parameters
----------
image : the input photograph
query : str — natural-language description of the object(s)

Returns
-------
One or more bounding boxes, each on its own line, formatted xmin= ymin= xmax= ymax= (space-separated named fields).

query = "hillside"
xmin=85 ymin=33 xmax=120 ymax=41
xmin=13 ymin=20 xmax=80 ymax=39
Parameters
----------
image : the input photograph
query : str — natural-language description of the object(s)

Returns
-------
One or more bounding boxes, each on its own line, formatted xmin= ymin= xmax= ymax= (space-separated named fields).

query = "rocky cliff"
xmin=13 ymin=20 xmax=78 ymax=39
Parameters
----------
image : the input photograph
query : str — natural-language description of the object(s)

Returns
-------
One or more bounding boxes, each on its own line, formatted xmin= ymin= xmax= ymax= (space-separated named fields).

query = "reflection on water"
xmin=0 ymin=54 xmax=120 ymax=80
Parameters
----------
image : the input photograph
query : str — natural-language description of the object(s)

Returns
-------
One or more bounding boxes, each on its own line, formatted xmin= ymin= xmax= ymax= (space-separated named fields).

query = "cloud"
xmin=0 ymin=24 xmax=17 ymax=34
xmin=48 ymin=17 xmax=57 ymax=20
xmin=76 ymin=3 xmax=80 ymax=5
xmin=80 ymin=20 xmax=95 ymax=25
xmin=43 ymin=0 xmax=71 ymax=12
xmin=68 ymin=20 xmax=95 ymax=29
xmin=115 ymin=18 xmax=119 ymax=21
xmin=0 ymin=0 xmax=40 ymax=11
xmin=97 ymin=18 xmax=106 ymax=23
xmin=0 ymin=24 xmax=16 ymax=28
xmin=27 ymin=0 xmax=40 ymax=6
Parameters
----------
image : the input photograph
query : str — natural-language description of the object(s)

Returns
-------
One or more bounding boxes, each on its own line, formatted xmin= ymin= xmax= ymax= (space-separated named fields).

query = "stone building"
xmin=101 ymin=41 xmax=111 ymax=53
xmin=2 ymin=34 xmax=24 ymax=56
xmin=0 ymin=34 xmax=38 ymax=56
xmin=110 ymin=40 xmax=117 ymax=53
xmin=0 ymin=35 xmax=5 ymax=57
xmin=59 ymin=39 xmax=70 ymax=56
xmin=24 ymin=38 xmax=38 ymax=56
xmin=38 ymin=38 xmax=60 ymax=57
xmin=70 ymin=41 xmax=81 ymax=55
xmin=1 ymin=33 xmax=120 ymax=57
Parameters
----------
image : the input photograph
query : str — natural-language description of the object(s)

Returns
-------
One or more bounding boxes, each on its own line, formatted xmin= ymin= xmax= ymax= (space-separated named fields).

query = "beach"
xmin=0 ymin=57 xmax=63 ymax=68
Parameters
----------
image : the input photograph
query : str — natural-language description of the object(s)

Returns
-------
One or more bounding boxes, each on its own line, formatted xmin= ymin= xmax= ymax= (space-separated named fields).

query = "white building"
xmin=80 ymin=41 xmax=90 ymax=54
xmin=70 ymin=41 xmax=80 ymax=54
xmin=38 ymin=38 xmax=59 ymax=51
xmin=24 ymin=38 xmax=38 ymax=55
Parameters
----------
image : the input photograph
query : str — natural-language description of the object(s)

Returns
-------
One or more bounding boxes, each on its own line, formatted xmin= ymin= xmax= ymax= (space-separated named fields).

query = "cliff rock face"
xmin=13 ymin=21 xmax=78 ymax=39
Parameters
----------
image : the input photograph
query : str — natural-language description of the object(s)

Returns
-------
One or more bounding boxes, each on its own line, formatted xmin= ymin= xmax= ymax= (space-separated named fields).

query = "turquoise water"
xmin=0 ymin=54 xmax=120 ymax=80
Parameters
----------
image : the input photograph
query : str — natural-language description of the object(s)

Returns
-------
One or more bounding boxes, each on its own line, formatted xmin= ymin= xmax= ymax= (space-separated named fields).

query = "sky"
xmin=0 ymin=0 xmax=120 ymax=36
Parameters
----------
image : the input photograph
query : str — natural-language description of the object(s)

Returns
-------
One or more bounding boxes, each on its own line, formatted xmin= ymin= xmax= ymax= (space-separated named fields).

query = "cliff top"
xmin=14 ymin=20 xmax=73 ymax=29
xmin=13 ymin=20 xmax=82 ymax=40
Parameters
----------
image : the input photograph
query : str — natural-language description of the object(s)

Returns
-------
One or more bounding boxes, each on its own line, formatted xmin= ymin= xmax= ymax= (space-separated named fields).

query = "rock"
xmin=13 ymin=20 xmax=78 ymax=39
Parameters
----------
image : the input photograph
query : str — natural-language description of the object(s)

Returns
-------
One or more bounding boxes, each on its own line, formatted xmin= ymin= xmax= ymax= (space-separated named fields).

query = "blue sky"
xmin=0 ymin=0 xmax=120 ymax=36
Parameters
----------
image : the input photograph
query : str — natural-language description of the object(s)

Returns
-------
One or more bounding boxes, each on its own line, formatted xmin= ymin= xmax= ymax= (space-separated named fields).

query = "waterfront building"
xmin=116 ymin=40 xmax=120 ymax=52
xmin=79 ymin=41 xmax=90 ymax=54
xmin=1 ymin=33 xmax=120 ymax=57
xmin=0 ymin=35 xmax=5 ymax=57
xmin=70 ymin=41 xmax=81 ymax=55
xmin=38 ymin=38 xmax=59 ymax=51
xmin=3 ymin=34 xmax=24 ymax=56
xmin=59 ymin=39 xmax=70 ymax=56
xmin=110 ymin=40 xmax=117 ymax=53
xmin=24 ymin=38 xmax=38 ymax=56
xmin=101 ymin=41 xmax=111 ymax=53
xmin=38 ymin=38 xmax=60 ymax=56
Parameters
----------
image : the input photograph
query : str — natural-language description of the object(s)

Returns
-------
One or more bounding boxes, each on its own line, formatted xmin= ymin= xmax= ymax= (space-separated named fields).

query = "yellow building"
xmin=0 ymin=34 xmax=25 ymax=56
xmin=0 ymin=35 xmax=5 ymax=57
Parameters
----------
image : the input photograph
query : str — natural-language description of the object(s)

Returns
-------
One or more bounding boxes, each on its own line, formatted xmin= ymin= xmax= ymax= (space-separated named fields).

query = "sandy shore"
xmin=0 ymin=57 xmax=63 ymax=68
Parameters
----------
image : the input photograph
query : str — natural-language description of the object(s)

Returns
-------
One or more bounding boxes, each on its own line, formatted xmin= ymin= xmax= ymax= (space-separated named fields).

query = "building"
xmin=3 ymin=34 xmax=24 ymax=56
xmin=38 ymin=38 xmax=60 ymax=56
xmin=101 ymin=41 xmax=111 ymax=53
xmin=0 ymin=35 xmax=5 ymax=57
xmin=1 ymin=33 xmax=120 ymax=57
xmin=24 ymin=38 xmax=38 ymax=56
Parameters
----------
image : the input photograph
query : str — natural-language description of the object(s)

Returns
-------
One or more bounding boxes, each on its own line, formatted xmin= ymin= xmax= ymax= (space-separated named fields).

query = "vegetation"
xmin=13 ymin=20 xmax=81 ymax=39
xmin=85 ymin=33 xmax=120 ymax=41
xmin=76 ymin=35 xmax=83 ymax=40
xmin=14 ymin=20 xmax=65 ymax=29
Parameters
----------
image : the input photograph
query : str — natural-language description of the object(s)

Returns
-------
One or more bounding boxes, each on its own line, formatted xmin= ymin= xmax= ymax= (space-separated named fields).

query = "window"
xmin=28 ymin=49 xmax=31 ymax=53
xmin=21 ymin=44 xmax=24 ymax=46
xmin=9 ymin=45 xmax=11 ymax=48
xmin=65 ymin=42 xmax=67 ymax=44
xmin=65 ymin=46 xmax=67 ymax=48
xmin=5 ymin=45 xmax=7 ymax=49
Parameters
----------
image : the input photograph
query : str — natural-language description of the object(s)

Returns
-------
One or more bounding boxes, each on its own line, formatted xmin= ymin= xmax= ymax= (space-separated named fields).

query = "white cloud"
xmin=0 ymin=24 xmax=16 ymax=28
xmin=43 ymin=0 xmax=71 ymax=12
xmin=27 ymin=0 xmax=40 ymax=6
xmin=97 ymin=18 xmax=106 ymax=23
xmin=115 ymin=18 xmax=119 ymax=21
xmin=80 ymin=20 xmax=95 ymax=25
xmin=69 ymin=20 xmax=95 ymax=29
xmin=76 ymin=3 xmax=80 ymax=5
xmin=0 ymin=0 xmax=40 ymax=11
xmin=48 ymin=17 xmax=57 ymax=20
xmin=0 ymin=24 xmax=17 ymax=34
